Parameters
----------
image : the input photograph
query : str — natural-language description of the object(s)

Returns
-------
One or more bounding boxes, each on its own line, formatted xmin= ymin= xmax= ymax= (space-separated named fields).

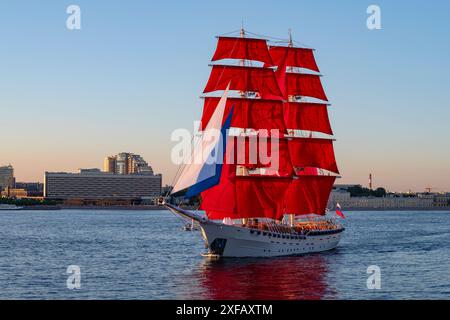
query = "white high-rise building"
xmin=103 ymin=153 xmax=154 ymax=175
xmin=0 ymin=165 xmax=15 ymax=189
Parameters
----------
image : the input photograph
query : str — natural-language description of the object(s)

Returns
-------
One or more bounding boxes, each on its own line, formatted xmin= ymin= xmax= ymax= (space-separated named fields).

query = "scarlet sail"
xmin=201 ymin=97 xmax=286 ymax=131
xmin=284 ymin=176 xmax=336 ymax=215
xmin=212 ymin=37 xmax=273 ymax=65
xmin=204 ymin=175 xmax=336 ymax=219
xmin=203 ymin=175 xmax=292 ymax=221
xmin=198 ymin=31 xmax=338 ymax=219
xmin=235 ymin=177 xmax=291 ymax=220
xmin=200 ymin=163 xmax=237 ymax=219
xmin=286 ymin=73 xmax=328 ymax=101
xmin=288 ymin=138 xmax=339 ymax=174
xmin=269 ymin=46 xmax=319 ymax=72
xmin=203 ymin=65 xmax=283 ymax=98
xmin=284 ymin=102 xmax=332 ymax=134
xmin=232 ymin=136 xmax=293 ymax=176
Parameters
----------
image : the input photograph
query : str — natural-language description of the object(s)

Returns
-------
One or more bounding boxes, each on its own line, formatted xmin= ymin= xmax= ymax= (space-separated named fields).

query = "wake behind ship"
xmin=165 ymin=29 xmax=344 ymax=258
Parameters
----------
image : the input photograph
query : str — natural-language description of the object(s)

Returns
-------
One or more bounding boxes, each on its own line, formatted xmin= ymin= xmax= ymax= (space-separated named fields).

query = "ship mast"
xmin=239 ymin=26 xmax=249 ymax=226
xmin=198 ymin=29 xmax=338 ymax=222
xmin=287 ymin=29 xmax=295 ymax=227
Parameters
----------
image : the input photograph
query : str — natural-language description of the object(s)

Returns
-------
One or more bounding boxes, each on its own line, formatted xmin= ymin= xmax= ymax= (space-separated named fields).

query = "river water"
xmin=0 ymin=209 xmax=449 ymax=299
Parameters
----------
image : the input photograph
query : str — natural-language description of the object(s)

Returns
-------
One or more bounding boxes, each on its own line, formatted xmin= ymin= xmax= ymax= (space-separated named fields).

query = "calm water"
xmin=0 ymin=209 xmax=449 ymax=300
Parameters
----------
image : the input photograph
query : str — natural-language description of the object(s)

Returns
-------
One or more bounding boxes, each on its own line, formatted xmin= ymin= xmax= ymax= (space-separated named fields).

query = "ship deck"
xmin=230 ymin=219 xmax=343 ymax=236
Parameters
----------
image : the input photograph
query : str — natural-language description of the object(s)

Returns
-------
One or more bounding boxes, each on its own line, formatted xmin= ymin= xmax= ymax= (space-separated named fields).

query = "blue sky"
xmin=0 ymin=0 xmax=449 ymax=191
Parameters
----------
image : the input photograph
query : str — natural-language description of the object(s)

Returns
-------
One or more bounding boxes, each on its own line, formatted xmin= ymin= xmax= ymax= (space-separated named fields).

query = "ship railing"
xmin=237 ymin=218 xmax=341 ymax=235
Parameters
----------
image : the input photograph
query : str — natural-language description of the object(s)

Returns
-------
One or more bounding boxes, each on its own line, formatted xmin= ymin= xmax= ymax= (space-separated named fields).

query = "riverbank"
xmin=60 ymin=205 xmax=197 ymax=211
xmin=16 ymin=205 xmax=61 ymax=211
xmin=344 ymin=207 xmax=450 ymax=211
xmin=60 ymin=205 xmax=166 ymax=210
xmin=19 ymin=205 xmax=199 ymax=211
xmin=17 ymin=205 xmax=164 ymax=211
xmin=15 ymin=205 xmax=450 ymax=211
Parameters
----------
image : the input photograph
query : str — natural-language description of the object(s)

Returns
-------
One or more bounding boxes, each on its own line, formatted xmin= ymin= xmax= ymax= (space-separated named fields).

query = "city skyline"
xmin=1 ymin=1 xmax=450 ymax=192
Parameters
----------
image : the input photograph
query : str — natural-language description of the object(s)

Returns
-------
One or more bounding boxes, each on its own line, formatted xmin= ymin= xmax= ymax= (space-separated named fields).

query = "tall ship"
xmin=165 ymin=29 xmax=344 ymax=258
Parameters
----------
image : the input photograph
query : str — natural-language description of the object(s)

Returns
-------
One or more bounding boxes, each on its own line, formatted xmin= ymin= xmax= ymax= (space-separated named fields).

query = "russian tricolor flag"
xmin=336 ymin=203 xmax=346 ymax=219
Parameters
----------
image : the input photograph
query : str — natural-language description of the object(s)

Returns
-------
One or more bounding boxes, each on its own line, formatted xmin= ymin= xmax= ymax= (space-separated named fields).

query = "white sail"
xmin=171 ymin=84 xmax=230 ymax=195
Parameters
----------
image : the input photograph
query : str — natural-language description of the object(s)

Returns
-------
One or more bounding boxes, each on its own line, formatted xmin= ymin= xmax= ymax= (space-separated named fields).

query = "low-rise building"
xmin=44 ymin=169 xmax=162 ymax=205
xmin=435 ymin=193 xmax=450 ymax=207
xmin=328 ymin=187 xmax=441 ymax=209
xmin=14 ymin=182 xmax=44 ymax=197
xmin=1 ymin=187 xmax=28 ymax=199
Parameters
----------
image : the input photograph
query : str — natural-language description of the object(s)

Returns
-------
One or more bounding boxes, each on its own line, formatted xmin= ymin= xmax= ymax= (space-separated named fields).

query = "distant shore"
xmin=16 ymin=205 xmax=61 ymax=211
xmin=18 ymin=205 xmax=197 ymax=211
xmin=344 ymin=207 xmax=450 ymax=211
xmin=19 ymin=205 xmax=164 ymax=211
xmin=15 ymin=205 xmax=450 ymax=212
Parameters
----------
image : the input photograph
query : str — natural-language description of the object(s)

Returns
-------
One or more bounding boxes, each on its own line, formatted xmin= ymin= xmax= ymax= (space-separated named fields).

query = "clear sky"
xmin=0 ymin=0 xmax=449 ymax=192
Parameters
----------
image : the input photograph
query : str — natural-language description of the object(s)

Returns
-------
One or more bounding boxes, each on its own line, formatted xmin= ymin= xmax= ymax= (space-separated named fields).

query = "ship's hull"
xmin=199 ymin=221 xmax=343 ymax=258
xmin=165 ymin=203 xmax=343 ymax=258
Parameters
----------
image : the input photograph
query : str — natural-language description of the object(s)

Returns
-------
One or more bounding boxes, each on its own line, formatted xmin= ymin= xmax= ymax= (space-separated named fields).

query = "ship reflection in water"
xmin=194 ymin=254 xmax=336 ymax=300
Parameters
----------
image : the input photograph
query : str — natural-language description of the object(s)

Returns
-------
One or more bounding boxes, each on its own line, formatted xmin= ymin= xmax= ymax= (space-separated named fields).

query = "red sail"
xmin=284 ymin=102 xmax=333 ymax=135
xmin=284 ymin=176 xmax=336 ymax=215
xmin=203 ymin=65 xmax=283 ymax=99
xmin=212 ymin=37 xmax=273 ymax=65
xmin=236 ymin=177 xmax=291 ymax=220
xmin=201 ymin=98 xmax=286 ymax=131
xmin=272 ymin=47 xmax=289 ymax=99
xmin=269 ymin=46 xmax=319 ymax=72
xmin=202 ymin=169 xmax=292 ymax=220
xmin=199 ymin=33 xmax=338 ymax=220
xmin=297 ymin=167 xmax=320 ymax=176
xmin=288 ymin=138 xmax=339 ymax=174
xmin=231 ymin=136 xmax=293 ymax=177
xmin=286 ymin=73 xmax=328 ymax=101
xmin=201 ymin=163 xmax=238 ymax=219
xmin=200 ymin=137 xmax=238 ymax=219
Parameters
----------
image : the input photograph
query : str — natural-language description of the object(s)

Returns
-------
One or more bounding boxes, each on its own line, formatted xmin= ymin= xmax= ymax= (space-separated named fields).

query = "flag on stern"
xmin=335 ymin=203 xmax=346 ymax=219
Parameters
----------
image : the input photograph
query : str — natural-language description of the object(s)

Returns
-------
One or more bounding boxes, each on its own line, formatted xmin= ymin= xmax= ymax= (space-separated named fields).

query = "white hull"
xmin=165 ymin=203 xmax=343 ymax=258
xmin=199 ymin=221 xmax=343 ymax=258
